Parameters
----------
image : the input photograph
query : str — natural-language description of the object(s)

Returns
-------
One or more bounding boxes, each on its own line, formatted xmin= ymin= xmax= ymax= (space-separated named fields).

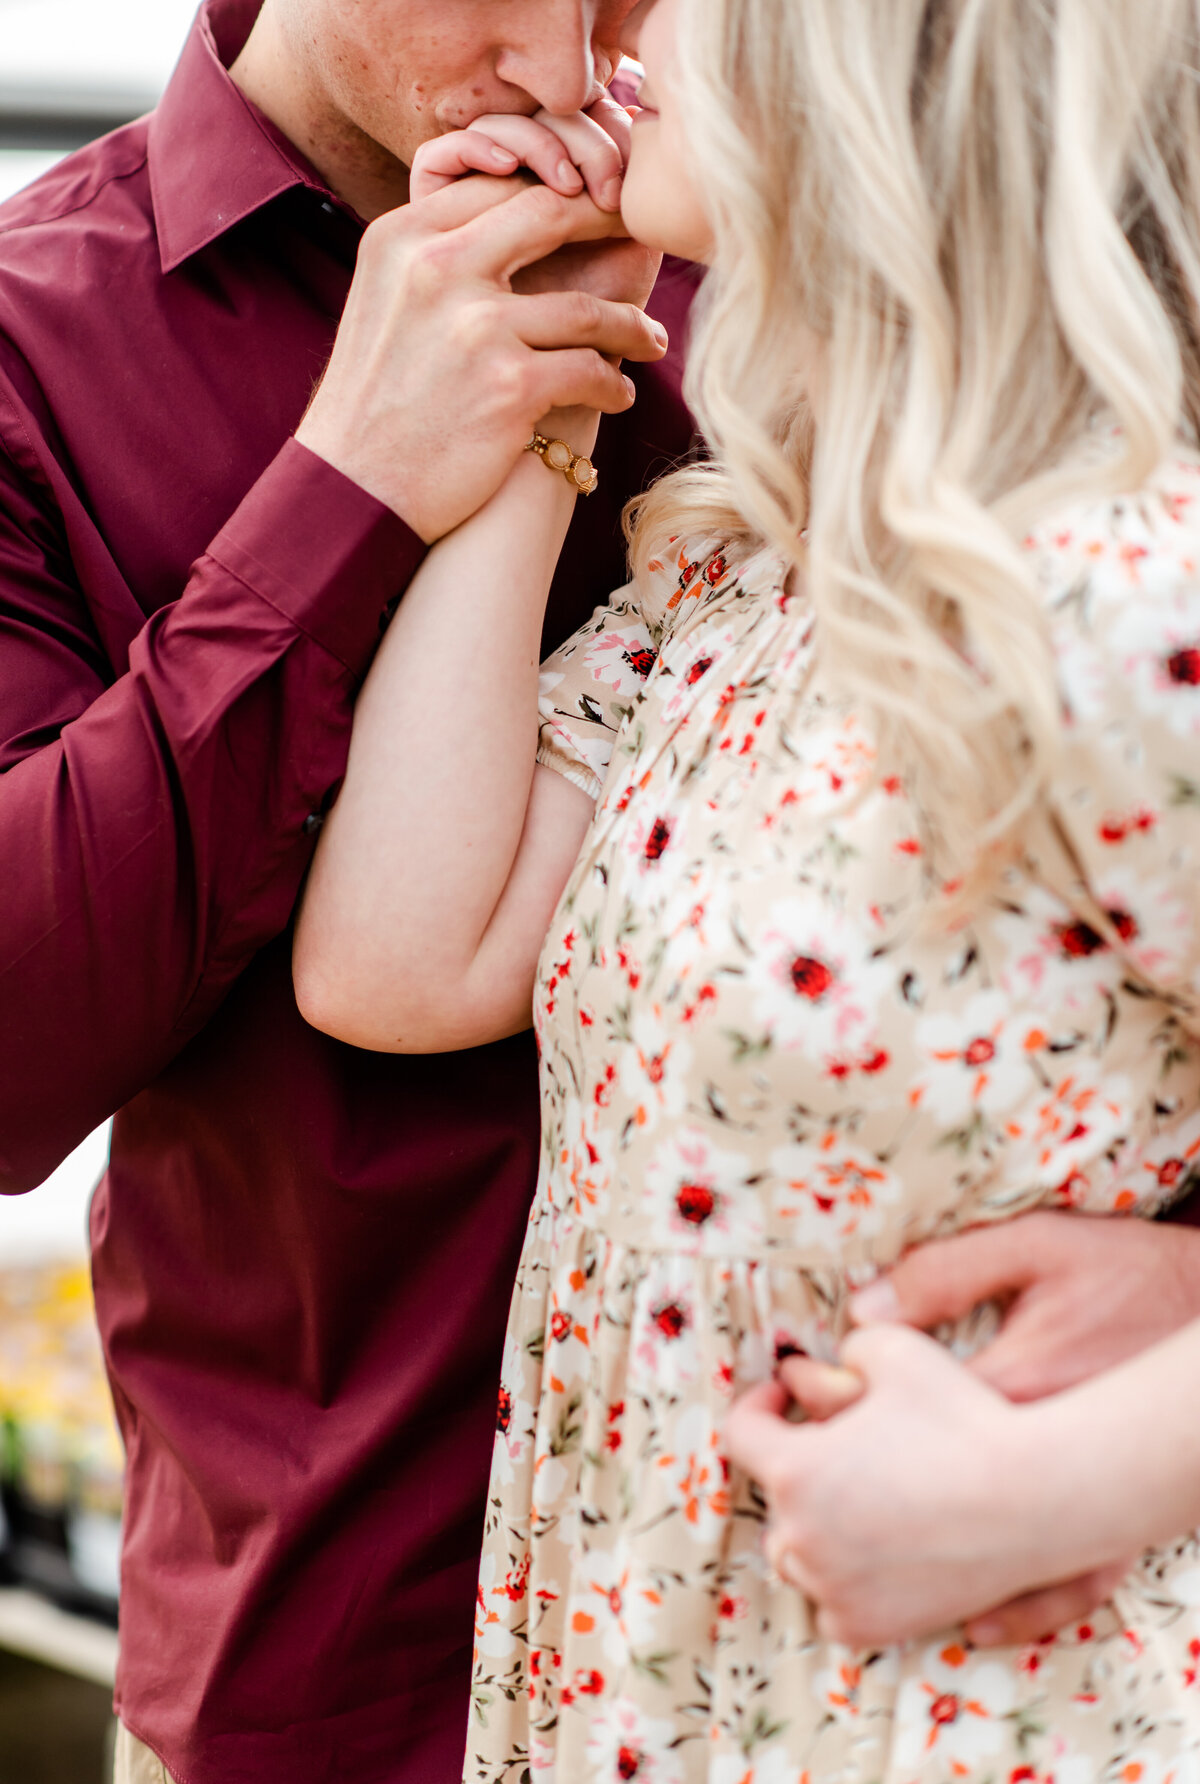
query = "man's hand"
xmin=410 ymin=100 xmax=661 ymax=312
xmin=723 ymin=1328 xmax=1130 ymax=1651
xmin=296 ymin=175 xmax=667 ymax=543
xmin=851 ymin=1210 xmax=1200 ymax=1401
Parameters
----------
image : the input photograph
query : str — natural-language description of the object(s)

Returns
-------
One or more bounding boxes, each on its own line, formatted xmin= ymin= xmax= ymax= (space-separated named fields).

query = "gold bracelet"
xmin=525 ymin=432 xmax=599 ymax=496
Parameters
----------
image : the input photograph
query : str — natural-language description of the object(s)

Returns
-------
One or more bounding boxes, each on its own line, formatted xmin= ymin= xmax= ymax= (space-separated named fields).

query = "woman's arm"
xmin=724 ymin=1312 xmax=1200 ymax=1650
xmin=293 ymin=431 xmax=598 ymax=1053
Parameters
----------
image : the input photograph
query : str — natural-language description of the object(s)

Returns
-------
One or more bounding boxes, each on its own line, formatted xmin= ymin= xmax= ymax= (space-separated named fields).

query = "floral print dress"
xmin=466 ymin=454 xmax=1200 ymax=1784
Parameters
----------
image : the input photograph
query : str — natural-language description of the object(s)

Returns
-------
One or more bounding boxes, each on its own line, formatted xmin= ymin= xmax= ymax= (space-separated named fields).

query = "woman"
xmin=295 ymin=0 xmax=1200 ymax=1776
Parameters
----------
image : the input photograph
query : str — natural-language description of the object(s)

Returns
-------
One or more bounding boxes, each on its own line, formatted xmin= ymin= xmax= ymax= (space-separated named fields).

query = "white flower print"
xmin=553 ymin=1097 xmax=614 ymax=1221
xmin=1106 ymin=577 xmax=1200 ymax=738
xmin=655 ymin=1402 xmax=732 ymax=1546
xmin=769 ymin=1135 xmax=902 ymax=1254
xmin=627 ymin=1253 xmax=702 ymax=1395
xmin=474 ymin=1551 xmax=522 ymax=1661
xmin=617 ymin=1007 xmax=693 ymax=1134
xmin=1086 ymin=863 xmax=1197 ymax=985
xmin=582 ymin=1698 xmax=685 ymax=1784
xmin=711 ymin=1747 xmax=797 ymax=1784
xmin=566 ymin=1547 xmax=661 ymax=1665
xmin=914 ymin=991 xmax=1040 ymax=1126
xmin=892 ymin=1640 xmax=1017 ymax=1771
xmin=748 ymin=897 xmax=893 ymax=1059
xmin=643 ymin=1127 xmax=763 ymax=1254
xmin=492 ymin=1332 xmax=534 ymax=1487
xmin=581 ymin=619 xmax=660 ymax=699
xmin=1000 ymin=1064 xmax=1133 ymax=1199
xmin=659 ymin=621 xmax=739 ymax=725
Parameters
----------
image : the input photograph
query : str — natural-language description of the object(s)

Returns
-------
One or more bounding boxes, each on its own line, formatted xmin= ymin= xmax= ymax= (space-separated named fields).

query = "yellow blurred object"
xmin=0 ymin=1262 xmax=124 ymax=1512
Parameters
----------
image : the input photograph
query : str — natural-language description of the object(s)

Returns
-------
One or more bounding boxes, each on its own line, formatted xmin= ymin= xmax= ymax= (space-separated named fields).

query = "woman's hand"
xmin=723 ymin=1324 xmax=1138 ymax=1651
xmin=410 ymin=96 xmax=633 ymax=211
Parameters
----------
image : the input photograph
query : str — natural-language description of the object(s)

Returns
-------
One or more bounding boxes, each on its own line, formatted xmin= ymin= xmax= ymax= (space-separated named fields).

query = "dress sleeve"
xmin=535 ymin=535 xmax=742 ymax=798
xmin=535 ymin=585 xmax=661 ymax=799
xmin=1039 ymin=464 xmax=1200 ymax=1029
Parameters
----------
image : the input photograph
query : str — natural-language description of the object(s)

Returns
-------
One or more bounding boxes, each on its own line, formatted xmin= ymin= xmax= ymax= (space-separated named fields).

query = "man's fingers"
xmin=513 ymin=291 xmax=667 ymax=363
xmin=777 ymin=1355 xmax=865 ymax=1421
xmin=965 ymin=1560 xmax=1133 ymax=1647
xmin=526 ymin=347 xmax=637 ymax=417
xmin=531 ymin=107 xmax=628 ymax=208
xmin=851 ymin=1219 xmax=1043 ymax=1332
xmin=450 ymin=185 xmax=629 ymax=283
xmin=723 ymin=1379 xmax=794 ymax=1489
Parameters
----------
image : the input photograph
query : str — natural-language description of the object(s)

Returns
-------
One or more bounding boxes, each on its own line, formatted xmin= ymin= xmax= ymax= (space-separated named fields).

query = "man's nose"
xmin=496 ymin=2 xmax=598 ymax=117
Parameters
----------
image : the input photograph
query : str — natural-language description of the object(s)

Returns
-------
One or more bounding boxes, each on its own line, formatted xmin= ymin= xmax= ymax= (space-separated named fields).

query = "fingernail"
xmin=489 ymin=144 xmax=516 ymax=165
xmin=966 ymin=1619 xmax=1004 ymax=1647
xmin=601 ymin=176 xmax=624 ymax=210
xmin=650 ymin=322 xmax=669 ymax=351
xmin=557 ymin=159 xmax=583 ymax=188
xmin=849 ymin=1279 xmax=902 ymax=1324
xmin=623 ymin=374 xmax=637 ymax=401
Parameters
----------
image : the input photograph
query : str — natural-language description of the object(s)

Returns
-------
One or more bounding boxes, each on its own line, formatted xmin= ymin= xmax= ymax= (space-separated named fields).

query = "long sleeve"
xmin=0 ymin=437 xmax=425 ymax=1191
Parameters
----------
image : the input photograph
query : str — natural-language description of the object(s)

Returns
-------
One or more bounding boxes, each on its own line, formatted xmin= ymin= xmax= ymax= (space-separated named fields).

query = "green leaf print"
xmin=1169 ymin=772 xmax=1200 ymax=807
xmin=525 ymin=1327 xmax=545 ymax=1364
xmin=723 ymin=1029 xmax=773 ymax=1063
xmin=630 ymin=1649 xmax=679 ymax=1688
xmin=549 ymin=1391 xmax=583 ymax=1457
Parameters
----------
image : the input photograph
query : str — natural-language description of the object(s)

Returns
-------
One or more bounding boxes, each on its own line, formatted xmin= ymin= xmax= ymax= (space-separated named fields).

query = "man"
xmin=0 ymin=3 xmax=1196 ymax=1782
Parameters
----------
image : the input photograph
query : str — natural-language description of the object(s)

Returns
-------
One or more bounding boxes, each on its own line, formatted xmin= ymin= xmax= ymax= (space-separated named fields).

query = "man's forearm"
xmin=0 ymin=444 xmax=422 ymax=1191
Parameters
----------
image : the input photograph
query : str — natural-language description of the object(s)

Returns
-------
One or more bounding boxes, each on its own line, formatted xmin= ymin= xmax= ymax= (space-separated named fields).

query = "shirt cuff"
xmin=204 ymin=439 xmax=427 ymax=679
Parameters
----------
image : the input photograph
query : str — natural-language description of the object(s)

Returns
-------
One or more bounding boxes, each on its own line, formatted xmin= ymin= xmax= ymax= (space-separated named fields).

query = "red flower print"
xmin=651 ymin=1300 xmax=689 ymax=1340
xmin=685 ymin=656 xmax=713 ymax=685
xmin=617 ymin=1747 xmax=644 ymax=1780
xmin=1167 ymin=644 xmax=1200 ymax=685
xmin=496 ymin=1386 xmax=513 ymax=1435
xmin=929 ymin=1693 xmax=960 ymax=1727
xmin=790 ymin=955 xmax=835 ymax=1000
xmin=571 ymin=1668 xmax=605 ymax=1697
xmin=963 ymin=1036 xmax=997 ymax=1068
xmin=624 ymin=646 xmax=657 ymax=679
xmin=550 ymin=1309 xmax=573 ymax=1344
xmin=643 ymin=818 xmax=672 ymax=862
xmin=680 ymin=561 xmax=700 ymax=588
xmin=676 ymin=1183 xmax=716 ymax=1225
xmin=1055 ymin=918 xmax=1107 ymax=958
xmin=704 ymin=554 xmax=728 ymax=584
xmin=1107 ymin=905 xmax=1139 ymax=942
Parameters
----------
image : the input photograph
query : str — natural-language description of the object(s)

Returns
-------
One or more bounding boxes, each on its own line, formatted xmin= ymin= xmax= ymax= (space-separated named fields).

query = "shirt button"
xmin=302 ymin=812 xmax=325 ymax=837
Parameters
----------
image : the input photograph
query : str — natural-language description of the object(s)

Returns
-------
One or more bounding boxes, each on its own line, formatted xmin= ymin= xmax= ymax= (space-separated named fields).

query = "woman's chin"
xmin=619 ymin=187 xmax=711 ymax=265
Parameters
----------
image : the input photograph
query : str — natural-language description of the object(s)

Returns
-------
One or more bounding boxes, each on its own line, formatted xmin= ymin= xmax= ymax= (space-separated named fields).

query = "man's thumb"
xmin=850 ymin=1220 xmax=1038 ymax=1332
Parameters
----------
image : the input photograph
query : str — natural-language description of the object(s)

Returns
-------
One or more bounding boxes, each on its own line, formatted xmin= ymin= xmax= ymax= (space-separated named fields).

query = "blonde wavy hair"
xmin=626 ymin=0 xmax=1200 ymax=876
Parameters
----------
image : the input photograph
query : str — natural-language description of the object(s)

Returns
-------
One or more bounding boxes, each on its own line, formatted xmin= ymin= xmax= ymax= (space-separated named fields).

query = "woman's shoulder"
xmin=1021 ymin=446 xmax=1200 ymax=599
xmin=635 ymin=531 xmax=790 ymax=643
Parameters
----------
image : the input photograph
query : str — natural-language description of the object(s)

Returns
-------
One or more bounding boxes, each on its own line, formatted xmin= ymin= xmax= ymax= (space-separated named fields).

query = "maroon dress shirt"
xmin=0 ymin=4 xmax=697 ymax=1779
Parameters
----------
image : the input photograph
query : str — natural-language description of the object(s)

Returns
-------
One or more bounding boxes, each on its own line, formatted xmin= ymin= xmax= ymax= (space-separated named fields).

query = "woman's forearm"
xmin=1018 ymin=1313 xmax=1200 ymax=1572
xmin=293 ymin=443 xmax=593 ymax=1052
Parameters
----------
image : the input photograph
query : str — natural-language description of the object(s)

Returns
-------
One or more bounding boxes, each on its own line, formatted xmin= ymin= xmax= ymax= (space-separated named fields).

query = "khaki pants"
xmin=112 ymin=1723 xmax=178 ymax=1784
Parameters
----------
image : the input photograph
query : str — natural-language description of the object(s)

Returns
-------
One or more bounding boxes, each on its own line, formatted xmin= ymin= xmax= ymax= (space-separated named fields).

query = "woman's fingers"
xmin=417 ymin=110 xmax=625 ymax=211
xmin=512 ymin=290 xmax=668 ymax=363
xmin=409 ymin=130 xmax=522 ymax=202
xmin=965 ymin=1560 xmax=1133 ymax=1648
xmin=531 ymin=106 xmax=629 ymax=207
xmin=776 ymin=1355 xmax=866 ymax=1421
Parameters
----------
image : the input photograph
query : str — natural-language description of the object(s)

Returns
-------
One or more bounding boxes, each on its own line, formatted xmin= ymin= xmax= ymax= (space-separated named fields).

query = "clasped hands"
xmin=724 ymin=1210 xmax=1200 ymax=1650
xmin=297 ymin=88 xmax=665 ymax=544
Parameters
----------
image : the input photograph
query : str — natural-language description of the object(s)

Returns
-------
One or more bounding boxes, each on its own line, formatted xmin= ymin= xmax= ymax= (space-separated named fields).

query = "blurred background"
xmin=1 ymin=7 xmax=199 ymax=1774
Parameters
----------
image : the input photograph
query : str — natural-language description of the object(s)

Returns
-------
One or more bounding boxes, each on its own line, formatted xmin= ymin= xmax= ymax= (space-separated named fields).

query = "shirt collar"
xmin=149 ymin=0 xmax=333 ymax=274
